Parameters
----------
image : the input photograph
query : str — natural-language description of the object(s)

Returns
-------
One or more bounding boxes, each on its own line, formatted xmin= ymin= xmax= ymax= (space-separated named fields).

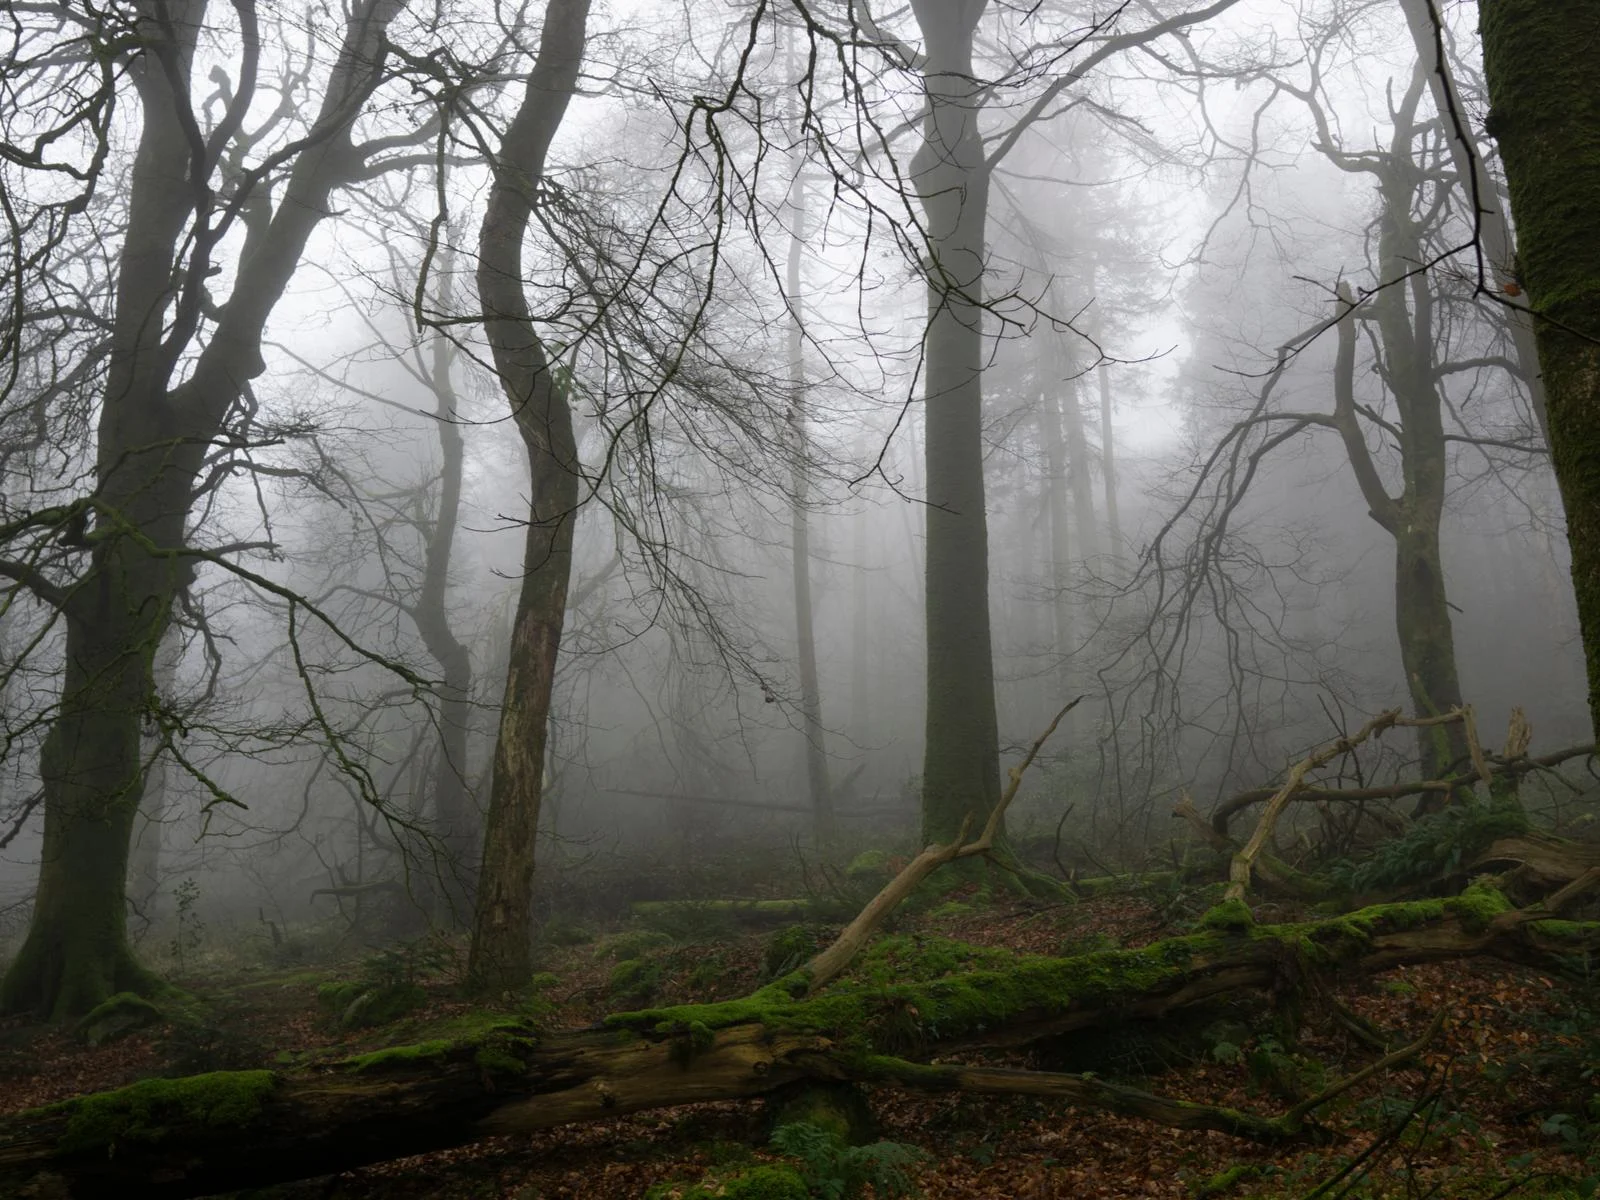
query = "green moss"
xmin=473 ymin=1044 xmax=527 ymax=1076
xmin=611 ymin=933 xmax=1220 ymax=1051
xmin=607 ymin=890 xmax=1515 ymax=1058
xmin=722 ymin=1164 xmax=811 ymax=1199
xmin=1450 ymin=881 xmax=1514 ymax=931
xmin=1198 ymin=898 xmax=1256 ymax=933
xmin=227 ymin=969 xmax=331 ymax=993
xmin=765 ymin=924 xmax=825 ymax=979
xmin=857 ymin=933 xmax=1016 ymax=985
xmin=845 ymin=849 xmax=890 ymax=878
xmin=1529 ymin=919 xmax=1600 ymax=945
xmin=609 ymin=958 xmax=663 ymax=1005
xmin=1194 ymin=1163 xmax=1262 ymax=1197
xmin=73 ymin=990 xmax=163 ymax=1046
xmin=318 ymin=980 xmax=425 ymax=1030
xmin=51 ymin=1070 xmax=276 ymax=1154
xmin=592 ymin=929 xmax=673 ymax=961
xmin=340 ymin=1039 xmax=453 ymax=1073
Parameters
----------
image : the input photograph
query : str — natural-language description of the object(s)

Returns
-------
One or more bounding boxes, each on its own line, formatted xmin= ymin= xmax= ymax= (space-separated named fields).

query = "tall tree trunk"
xmin=1037 ymin=345 xmax=1075 ymax=700
xmin=850 ymin=504 xmax=871 ymax=749
xmin=1479 ymin=0 xmax=1600 ymax=739
xmin=1321 ymin=63 xmax=1467 ymax=795
xmin=467 ymin=0 xmax=592 ymax=995
xmin=1373 ymin=96 xmax=1468 ymax=785
xmin=1097 ymin=361 xmax=1124 ymax=560
xmin=785 ymin=162 xmax=832 ymax=847
xmin=413 ymin=253 xmax=477 ymax=924
xmin=909 ymin=0 xmax=1001 ymax=845
xmin=1 ymin=0 xmax=400 ymax=1019
xmin=1056 ymin=346 xmax=1101 ymax=566
xmin=1397 ymin=0 xmax=1548 ymax=445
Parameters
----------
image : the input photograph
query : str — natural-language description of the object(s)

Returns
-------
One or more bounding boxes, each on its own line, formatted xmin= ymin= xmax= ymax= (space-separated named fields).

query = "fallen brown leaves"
xmin=1 ymin=894 xmax=1594 ymax=1198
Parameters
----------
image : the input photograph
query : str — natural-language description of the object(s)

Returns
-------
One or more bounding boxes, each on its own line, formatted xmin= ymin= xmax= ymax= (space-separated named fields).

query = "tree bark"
xmin=1037 ymin=341 xmax=1075 ymax=700
xmin=127 ymin=626 xmax=182 ymax=926
xmin=909 ymin=0 xmax=1002 ymax=845
xmin=467 ymin=0 xmax=593 ymax=994
xmin=1478 ymin=0 xmax=1600 ymax=740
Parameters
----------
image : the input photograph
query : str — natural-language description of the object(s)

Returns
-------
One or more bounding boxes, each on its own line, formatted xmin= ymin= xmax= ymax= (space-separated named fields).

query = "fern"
xmin=1330 ymin=799 xmax=1529 ymax=893
xmin=770 ymin=1121 xmax=928 ymax=1200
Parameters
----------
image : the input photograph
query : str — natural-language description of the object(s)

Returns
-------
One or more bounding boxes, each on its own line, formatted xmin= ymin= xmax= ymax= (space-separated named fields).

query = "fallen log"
xmin=3 ymin=886 xmax=1595 ymax=1199
xmin=1475 ymin=833 xmax=1600 ymax=889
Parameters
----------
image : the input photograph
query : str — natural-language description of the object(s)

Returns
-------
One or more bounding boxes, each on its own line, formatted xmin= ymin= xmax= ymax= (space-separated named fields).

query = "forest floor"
xmin=2 ymin=877 xmax=1598 ymax=1199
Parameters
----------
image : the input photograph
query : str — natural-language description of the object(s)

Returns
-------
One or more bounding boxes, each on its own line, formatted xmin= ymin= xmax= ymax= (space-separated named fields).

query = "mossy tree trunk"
xmin=467 ymin=0 xmax=592 ymax=994
xmin=909 ymin=0 xmax=1003 ymax=846
xmin=0 ymin=0 xmax=403 ymax=1020
xmin=1479 ymin=0 xmax=1600 ymax=740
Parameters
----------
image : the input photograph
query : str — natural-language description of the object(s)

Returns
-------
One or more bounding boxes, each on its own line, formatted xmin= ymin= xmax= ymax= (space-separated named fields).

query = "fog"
xmin=0 ymin=0 xmax=1580 ymax=988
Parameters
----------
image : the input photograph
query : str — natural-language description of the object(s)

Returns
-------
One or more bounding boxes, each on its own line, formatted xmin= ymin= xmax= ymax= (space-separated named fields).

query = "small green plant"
xmin=169 ymin=878 xmax=205 ymax=973
xmin=608 ymin=957 xmax=663 ymax=1005
xmin=360 ymin=935 xmax=455 ymax=988
xmin=764 ymin=925 xmax=824 ymax=980
xmin=315 ymin=936 xmax=451 ymax=1030
xmin=769 ymin=1121 xmax=927 ymax=1200
xmin=644 ymin=1164 xmax=808 ymax=1200
xmin=1330 ymin=799 xmax=1528 ymax=893
xmin=636 ymin=900 xmax=738 ymax=944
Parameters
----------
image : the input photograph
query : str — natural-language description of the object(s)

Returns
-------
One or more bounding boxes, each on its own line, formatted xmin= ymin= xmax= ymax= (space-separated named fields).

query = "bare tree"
xmin=467 ymin=0 xmax=594 ymax=993
xmin=0 ymin=0 xmax=437 ymax=1018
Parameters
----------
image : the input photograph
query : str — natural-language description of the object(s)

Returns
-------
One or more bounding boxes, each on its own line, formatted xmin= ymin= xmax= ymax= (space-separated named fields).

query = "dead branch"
xmin=1207 ymin=742 xmax=1593 ymax=838
xmin=1226 ymin=710 xmax=1403 ymax=903
xmin=802 ymin=697 xmax=1083 ymax=993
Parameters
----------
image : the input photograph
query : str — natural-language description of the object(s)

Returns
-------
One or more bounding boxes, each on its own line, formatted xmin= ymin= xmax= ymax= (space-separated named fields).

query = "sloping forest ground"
xmin=4 ymin=819 xmax=1600 ymax=1200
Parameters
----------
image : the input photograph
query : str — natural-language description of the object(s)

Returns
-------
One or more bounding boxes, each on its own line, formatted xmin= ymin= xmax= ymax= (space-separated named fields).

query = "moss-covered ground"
xmin=2 ymin=864 xmax=1598 ymax=1199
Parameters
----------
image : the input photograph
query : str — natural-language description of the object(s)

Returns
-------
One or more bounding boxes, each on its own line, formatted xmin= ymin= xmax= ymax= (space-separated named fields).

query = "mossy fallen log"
xmin=2 ymin=888 xmax=1593 ymax=1199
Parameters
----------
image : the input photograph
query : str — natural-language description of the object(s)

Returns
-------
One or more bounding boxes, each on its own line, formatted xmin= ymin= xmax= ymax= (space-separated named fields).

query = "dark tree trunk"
xmin=1322 ymin=62 xmax=1467 ymax=797
xmin=467 ymin=0 xmax=593 ymax=994
xmin=1479 ymin=0 xmax=1600 ymax=739
xmin=0 ymin=0 xmax=401 ymax=1019
xmin=909 ymin=0 xmax=1002 ymax=845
